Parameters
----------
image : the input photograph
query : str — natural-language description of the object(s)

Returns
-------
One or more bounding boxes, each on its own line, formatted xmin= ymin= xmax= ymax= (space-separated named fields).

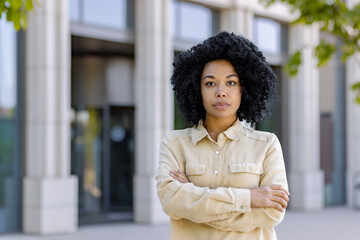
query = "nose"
xmin=216 ymin=86 xmax=226 ymax=98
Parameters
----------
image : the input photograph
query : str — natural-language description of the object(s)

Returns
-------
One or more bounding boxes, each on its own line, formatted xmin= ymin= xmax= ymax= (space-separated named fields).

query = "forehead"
xmin=202 ymin=59 xmax=237 ymax=75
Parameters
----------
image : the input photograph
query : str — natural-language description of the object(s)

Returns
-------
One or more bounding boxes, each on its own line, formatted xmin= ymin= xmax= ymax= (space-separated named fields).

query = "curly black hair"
xmin=171 ymin=31 xmax=278 ymax=125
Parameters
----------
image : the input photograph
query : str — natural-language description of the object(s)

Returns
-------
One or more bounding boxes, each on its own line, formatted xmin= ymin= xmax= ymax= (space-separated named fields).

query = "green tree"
xmin=263 ymin=0 xmax=360 ymax=103
xmin=0 ymin=0 xmax=34 ymax=30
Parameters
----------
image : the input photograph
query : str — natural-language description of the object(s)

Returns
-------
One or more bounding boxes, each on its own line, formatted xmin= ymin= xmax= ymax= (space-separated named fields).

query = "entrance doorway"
xmin=71 ymin=106 xmax=134 ymax=224
xmin=70 ymin=36 xmax=135 ymax=223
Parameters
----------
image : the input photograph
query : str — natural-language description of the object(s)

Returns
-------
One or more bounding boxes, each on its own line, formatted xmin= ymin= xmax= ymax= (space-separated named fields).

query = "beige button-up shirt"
xmin=156 ymin=119 xmax=288 ymax=240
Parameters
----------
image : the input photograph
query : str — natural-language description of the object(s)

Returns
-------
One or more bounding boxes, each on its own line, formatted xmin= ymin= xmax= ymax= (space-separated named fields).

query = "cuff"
xmin=233 ymin=188 xmax=251 ymax=213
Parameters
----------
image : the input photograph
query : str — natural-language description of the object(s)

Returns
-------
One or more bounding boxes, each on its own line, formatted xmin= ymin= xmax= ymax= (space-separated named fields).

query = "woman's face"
xmin=200 ymin=59 xmax=242 ymax=121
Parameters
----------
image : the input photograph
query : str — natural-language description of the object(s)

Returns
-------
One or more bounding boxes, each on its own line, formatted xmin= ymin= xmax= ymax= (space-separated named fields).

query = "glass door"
xmin=70 ymin=47 xmax=135 ymax=223
xmin=71 ymin=107 xmax=104 ymax=217
xmin=109 ymin=107 xmax=134 ymax=212
xmin=71 ymin=106 xmax=135 ymax=224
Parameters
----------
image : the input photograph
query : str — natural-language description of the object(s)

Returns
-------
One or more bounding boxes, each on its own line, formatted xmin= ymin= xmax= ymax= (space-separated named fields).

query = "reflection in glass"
xmin=173 ymin=0 xmax=218 ymax=42
xmin=83 ymin=0 xmax=127 ymax=29
xmin=180 ymin=2 xmax=211 ymax=40
xmin=69 ymin=0 xmax=134 ymax=30
xmin=71 ymin=108 xmax=103 ymax=215
xmin=109 ymin=107 xmax=134 ymax=212
xmin=319 ymin=33 xmax=346 ymax=206
xmin=0 ymin=16 xmax=20 ymax=233
xmin=69 ymin=0 xmax=80 ymax=22
xmin=254 ymin=17 xmax=281 ymax=55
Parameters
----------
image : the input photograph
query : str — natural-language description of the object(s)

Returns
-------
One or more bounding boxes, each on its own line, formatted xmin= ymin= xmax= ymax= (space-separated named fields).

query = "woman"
xmin=156 ymin=31 xmax=289 ymax=240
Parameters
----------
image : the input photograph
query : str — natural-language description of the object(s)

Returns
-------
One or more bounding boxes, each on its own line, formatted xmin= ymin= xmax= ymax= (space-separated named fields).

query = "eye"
xmin=227 ymin=81 xmax=237 ymax=86
xmin=205 ymin=82 xmax=215 ymax=87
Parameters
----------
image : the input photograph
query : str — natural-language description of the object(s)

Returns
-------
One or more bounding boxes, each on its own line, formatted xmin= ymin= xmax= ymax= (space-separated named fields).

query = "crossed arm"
xmin=156 ymin=134 xmax=290 ymax=232
xmin=170 ymin=169 xmax=290 ymax=213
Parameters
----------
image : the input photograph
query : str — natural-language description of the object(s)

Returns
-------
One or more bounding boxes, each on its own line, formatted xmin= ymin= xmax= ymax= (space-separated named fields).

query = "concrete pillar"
xmin=24 ymin=0 xmax=78 ymax=234
xmin=345 ymin=53 xmax=360 ymax=208
xmin=134 ymin=0 xmax=173 ymax=223
xmin=288 ymin=24 xmax=324 ymax=211
xmin=220 ymin=3 xmax=253 ymax=39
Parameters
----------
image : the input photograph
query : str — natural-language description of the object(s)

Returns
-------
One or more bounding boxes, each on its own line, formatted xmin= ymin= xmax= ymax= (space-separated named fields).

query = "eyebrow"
xmin=202 ymin=73 xmax=238 ymax=81
xmin=226 ymin=73 xmax=238 ymax=79
xmin=202 ymin=75 xmax=215 ymax=81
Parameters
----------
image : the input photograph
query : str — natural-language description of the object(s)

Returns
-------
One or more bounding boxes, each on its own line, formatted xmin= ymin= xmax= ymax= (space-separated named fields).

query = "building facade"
xmin=0 ymin=0 xmax=359 ymax=235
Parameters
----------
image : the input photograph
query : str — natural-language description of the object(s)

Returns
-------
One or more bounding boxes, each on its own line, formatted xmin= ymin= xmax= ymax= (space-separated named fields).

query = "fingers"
xmin=171 ymin=170 xmax=188 ymax=183
xmin=270 ymin=185 xmax=290 ymax=196
xmin=270 ymin=196 xmax=288 ymax=210
xmin=177 ymin=170 xmax=189 ymax=183
xmin=273 ymin=190 xmax=290 ymax=203
xmin=250 ymin=185 xmax=290 ymax=212
xmin=170 ymin=170 xmax=189 ymax=183
xmin=269 ymin=201 xmax=285 ymax=212
xmin=267 ymin=186 xmax=289 ymax=212
xmin=169 ymin=170 xmax=180 ymax=180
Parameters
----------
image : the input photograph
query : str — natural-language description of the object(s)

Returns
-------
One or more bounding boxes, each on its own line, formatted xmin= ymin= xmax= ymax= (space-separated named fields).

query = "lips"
xmin=213 ymin=102 xmax=230 ymax=110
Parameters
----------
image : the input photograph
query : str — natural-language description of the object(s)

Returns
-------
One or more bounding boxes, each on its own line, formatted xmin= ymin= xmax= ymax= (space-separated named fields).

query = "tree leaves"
xmin=0 ymin=0 xmax=34 ymax=30
xmin=315 ymin=39 xmax=336 ymax=67
xmin=284 ymin=51 xmax=302 ymax=77
xmin=25 ymin=0 xmax=32 ymax=11
xmin=263 ymin=0 xmax=360 ymax=104
xmin=352 ymin=82 xmax=360 ymax=104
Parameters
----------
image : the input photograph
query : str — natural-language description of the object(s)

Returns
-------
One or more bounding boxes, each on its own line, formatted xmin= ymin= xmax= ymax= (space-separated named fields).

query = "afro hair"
xmin=171 ymin=31 xmax=278 ymax=125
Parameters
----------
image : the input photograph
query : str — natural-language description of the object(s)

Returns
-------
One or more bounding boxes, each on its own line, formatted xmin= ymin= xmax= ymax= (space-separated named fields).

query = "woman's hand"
xmin=170 ymin=170 xmax=190 ymax=183
xmin=170 ymin=170 xmax=289 ymax=212
xmin=250 ymin=185 xmax=290 ymax=212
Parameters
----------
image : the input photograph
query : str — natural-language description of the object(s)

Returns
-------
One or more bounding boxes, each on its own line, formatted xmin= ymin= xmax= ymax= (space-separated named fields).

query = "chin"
xmin=208 ymin=112 xmax=237 ymax=119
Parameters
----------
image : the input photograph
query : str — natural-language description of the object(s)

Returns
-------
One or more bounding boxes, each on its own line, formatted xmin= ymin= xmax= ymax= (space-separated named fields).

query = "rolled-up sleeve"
xmin=156 ymin=136 xmax=252 ymax=224
xmin=205 ymin=134 xmax=288 ymax=232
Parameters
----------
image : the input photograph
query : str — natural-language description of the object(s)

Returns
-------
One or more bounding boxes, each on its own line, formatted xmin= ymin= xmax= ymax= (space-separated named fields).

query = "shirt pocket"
xmin=229 ymin=163 xmax=263 ymax=175
xmin=185 ymin=163 xmax=208 ymax=187
xmin=227 ymin=163 xmax=263 ymax=188
xmin=186 ymin=163 xmax=207 ymax=176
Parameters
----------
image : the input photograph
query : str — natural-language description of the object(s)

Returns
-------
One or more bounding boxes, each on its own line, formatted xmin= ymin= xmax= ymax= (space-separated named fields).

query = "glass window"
xmin=69 ymin=0 xmax=133 ymax=30
xmin=173 ymin=0 xmax=219 ymax=42
xmin=0 ymin=16 xmax=20 ymax=233
xmin=84 ymin=0 xmax=127 ymax=29
xmin=256 ymin=66 xmax=283 ymax=138
xmin=254 ymin=17 xmax=281 ymax=55
xmin=319 ymin=32 xmax=346 ymax=206
xmin=69 ymin=0 xmax=80 ymax=22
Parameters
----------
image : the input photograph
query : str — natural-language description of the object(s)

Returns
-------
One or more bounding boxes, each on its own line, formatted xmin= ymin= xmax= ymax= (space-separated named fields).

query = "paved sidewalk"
xmin=276 ymin=206 xmax=360 ymax=240
xmin=1 ymin=207 xmax=359 ymax=240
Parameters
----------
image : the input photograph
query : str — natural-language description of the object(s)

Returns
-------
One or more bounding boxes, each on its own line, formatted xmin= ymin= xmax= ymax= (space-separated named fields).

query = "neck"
xmin=203 ymin=115 xmax=237 ymax=142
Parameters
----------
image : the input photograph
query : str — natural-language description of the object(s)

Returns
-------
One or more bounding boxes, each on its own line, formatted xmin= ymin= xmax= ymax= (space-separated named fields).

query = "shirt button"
xmin=214 ymin=170 xmax=219 ymax=175
xmin=215 ymin=150 xmax=220 ymax=155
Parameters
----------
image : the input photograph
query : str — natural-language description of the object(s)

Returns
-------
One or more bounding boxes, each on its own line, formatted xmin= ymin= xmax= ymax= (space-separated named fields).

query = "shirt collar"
xmin=191 ymin=119 xmax=208 ymax=145
xmin=223 ymin=119 xmax=243 ymax=141
xmin=191 ymin=118 xmax=243 ymax=145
